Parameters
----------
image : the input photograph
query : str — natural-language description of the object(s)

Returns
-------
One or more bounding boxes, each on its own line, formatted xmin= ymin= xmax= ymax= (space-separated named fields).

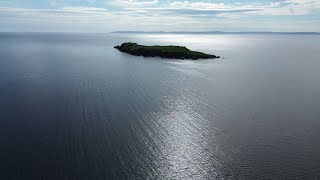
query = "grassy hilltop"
xmin=114 ymin=42 xmax=219 ymax=60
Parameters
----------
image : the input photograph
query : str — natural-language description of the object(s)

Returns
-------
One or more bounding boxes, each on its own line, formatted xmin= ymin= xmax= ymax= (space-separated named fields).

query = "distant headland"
xmin=114 ymin=42 xmax=219 ymax=60
xmin=111 ymin=31 xmax=320 ymax=35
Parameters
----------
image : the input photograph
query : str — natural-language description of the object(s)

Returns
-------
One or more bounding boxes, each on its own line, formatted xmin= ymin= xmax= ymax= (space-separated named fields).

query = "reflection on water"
xmin=0 ymin=33 xmax=320 ymax=179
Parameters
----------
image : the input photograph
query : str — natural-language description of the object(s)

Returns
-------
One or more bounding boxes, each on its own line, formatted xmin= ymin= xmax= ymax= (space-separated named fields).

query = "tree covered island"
xmin=114 ymin=42 xmax=219 ymax=60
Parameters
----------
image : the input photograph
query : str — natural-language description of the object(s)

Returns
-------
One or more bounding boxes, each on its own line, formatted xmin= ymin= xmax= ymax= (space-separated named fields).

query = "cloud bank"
xmin=0 ymin=0 xmax=319 ymax=32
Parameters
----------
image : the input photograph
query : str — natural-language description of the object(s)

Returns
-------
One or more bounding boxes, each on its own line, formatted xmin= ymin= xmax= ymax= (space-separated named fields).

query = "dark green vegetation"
xmin=114 ymin=42 xmax=219 ymax=60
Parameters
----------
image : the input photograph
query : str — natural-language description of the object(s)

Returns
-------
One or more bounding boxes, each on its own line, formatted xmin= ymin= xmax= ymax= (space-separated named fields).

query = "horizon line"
xmin=111 ymin=31 xmax=320 ymax=34
xmin=0 ymin=31 xmax=319 ymax=34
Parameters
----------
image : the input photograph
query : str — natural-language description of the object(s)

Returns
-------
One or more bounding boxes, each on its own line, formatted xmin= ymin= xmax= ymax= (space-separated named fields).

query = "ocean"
xmin=0 ymin=32 xmax=320 ymax=179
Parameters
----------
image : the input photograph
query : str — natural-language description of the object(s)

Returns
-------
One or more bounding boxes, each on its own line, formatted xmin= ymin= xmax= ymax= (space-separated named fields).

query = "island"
xmin=114 ymin=42 xmax=219 ymax=60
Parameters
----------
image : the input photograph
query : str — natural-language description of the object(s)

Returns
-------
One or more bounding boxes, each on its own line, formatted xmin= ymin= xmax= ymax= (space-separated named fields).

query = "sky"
xmin=0 ymin=0 xmax=319 ymax=32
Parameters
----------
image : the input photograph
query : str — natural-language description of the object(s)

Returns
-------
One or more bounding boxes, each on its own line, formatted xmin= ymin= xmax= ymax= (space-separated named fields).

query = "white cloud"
xmin=0 ymin=0 xmax=320 ymax=32
xmin=48 ymin=0 xmax=97 ymax=7
xmin=0 ymin=6 xmax=200 ymax=32
xmin=48 ymin=0 xmax=67 ymax=6
xmin=60 ymin=6 xmax=107 ymax=12
xmin=258 ymin=0 xmax=320 ymax=15
xmin=111 ymin=0 xmax=159 ymax=8
xmin=168 ymin=1 xmax=231 ymax=10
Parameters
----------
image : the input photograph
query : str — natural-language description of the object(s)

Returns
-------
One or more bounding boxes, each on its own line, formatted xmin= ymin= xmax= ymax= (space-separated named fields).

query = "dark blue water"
xmin=0 ymin=33 xmax=320 ymax=179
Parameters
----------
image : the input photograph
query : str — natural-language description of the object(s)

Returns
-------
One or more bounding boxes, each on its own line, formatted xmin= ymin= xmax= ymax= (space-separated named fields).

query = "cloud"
xmin=0 ymin=5 xmax=195 ymax=30
xmin=60 ymin=6 xmax=107 ymax=12
xmin=111 ymin=0 xmax=159 ymax=8
xmin=126 ymin=7 xmax=260 ymax=16
xmin=168 ymin=1 xmax=231 ymax=10
xmin=120 ymin=1 xmax=311 ymax=18
xmin=0 ymin=6 xmax=108 ymax=16
xmin=245 ymin=0 xmax=320 ymax=16
xmin=0 ymin=0 xmax=319 ymax=32
xmin=48 ymin=0 xmax=97 ymax=7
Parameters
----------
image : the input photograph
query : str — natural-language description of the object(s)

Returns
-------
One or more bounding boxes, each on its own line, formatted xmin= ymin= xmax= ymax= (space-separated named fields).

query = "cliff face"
xmin=114 ymin=42 xmax=219 ymax=60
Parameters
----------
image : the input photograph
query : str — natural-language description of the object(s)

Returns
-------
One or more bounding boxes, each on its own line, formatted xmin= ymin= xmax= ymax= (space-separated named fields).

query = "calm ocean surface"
xmin=0 ymin=33 xmax=320 ymax=179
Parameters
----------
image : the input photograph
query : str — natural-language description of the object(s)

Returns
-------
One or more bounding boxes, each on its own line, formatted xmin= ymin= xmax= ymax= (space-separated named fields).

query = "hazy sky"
xmin=0 ymin=0 xmax=319 ymax=32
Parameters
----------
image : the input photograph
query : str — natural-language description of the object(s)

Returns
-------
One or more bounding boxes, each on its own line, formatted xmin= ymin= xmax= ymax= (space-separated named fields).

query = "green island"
xmin=114 ymin=42 xmax=219 ymax=60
